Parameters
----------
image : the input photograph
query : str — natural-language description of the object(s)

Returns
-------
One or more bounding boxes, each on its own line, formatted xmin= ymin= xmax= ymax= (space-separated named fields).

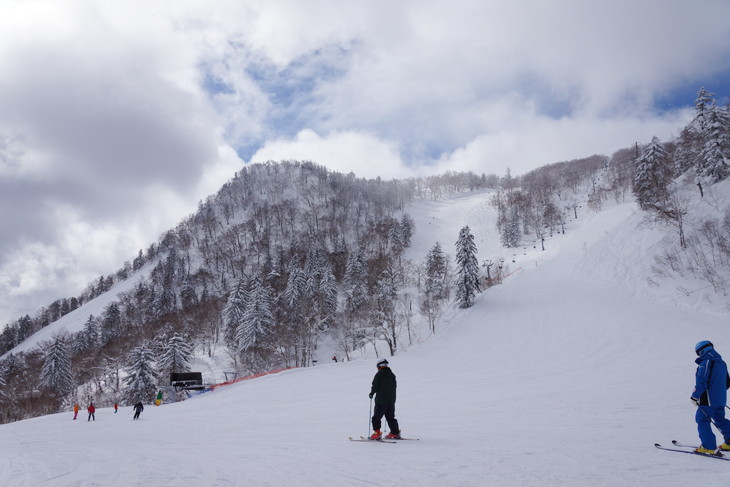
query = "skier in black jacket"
xmin=369 ymin=358 xmax=400 ymax=439
xmin=133 ymin=401 xmax=144 ymax=420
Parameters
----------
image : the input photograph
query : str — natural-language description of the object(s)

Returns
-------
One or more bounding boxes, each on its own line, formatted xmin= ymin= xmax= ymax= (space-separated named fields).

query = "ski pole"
xmin=368 ymin=397 xmax=373 ymax=438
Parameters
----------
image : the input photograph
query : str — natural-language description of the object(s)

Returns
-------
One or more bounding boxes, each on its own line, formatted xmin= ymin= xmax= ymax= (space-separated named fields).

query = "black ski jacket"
xmin=370 ymin=367 xmax=397 ymax=405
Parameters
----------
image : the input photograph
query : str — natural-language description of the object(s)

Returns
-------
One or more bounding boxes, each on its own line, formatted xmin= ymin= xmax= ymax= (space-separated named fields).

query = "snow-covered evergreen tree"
xmin=123 ymin=343 xmax=158 ymax=404
xmin=179 ymin=279 xmax=198 ymax=310
xmin=424 ymin=242 xmax=449 ymax=301
xmin=388 ymin=223 xmax=405 ymax=257
xmin=158 ymin=333 xmax=193 ymax=375
xmin=39 ymin=335 xmax=74 ymax=397
xmin=303 ymin=249 xmax=328 ymax=304
xmin=152 ymin=287 xmax=176 ymax=318
xmin=100 ymin=302 xmax=122 ymax=345
xmin=455 ymin=226 xmax=481 ymax=308
xmin=236 ymin=280 xmax=275 ymax=353
xmin=698 ymin=103 xmax=729 ymax=182
xmin=284 ymin=265 xmax=307 ymax=312
xmin=400 ymin=214 xmax=415 ymax=248
xmin=124 ymin=280 xmax=154 ymax=328
xmin=674 ymin=126 xmax=703 ymax=176
xmin=222 ymin=278 xmax=248 ymax=346
xmin=132 ymin=249 xmax=145 ymax=271
xmin=694 ymin=87 xmax=715 ymax=132
xmin=74 ymin=314 xmax=99 ymax=354
xmin=633 ymin=136 xmax=672 ymax=210
xmin=343 ymin=251 xmax=368 ymax=316
xmin=500 ymin=205 xmax=521 ymax=248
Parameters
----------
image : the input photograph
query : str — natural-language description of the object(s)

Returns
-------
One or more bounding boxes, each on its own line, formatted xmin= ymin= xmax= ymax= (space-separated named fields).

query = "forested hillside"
xmin=0 ymin=87 xmax=728 ymax=425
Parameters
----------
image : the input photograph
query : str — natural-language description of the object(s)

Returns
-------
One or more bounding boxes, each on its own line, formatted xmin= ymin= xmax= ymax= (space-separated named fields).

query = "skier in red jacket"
xmin=87 ymin=403 xmax=96 ymax=421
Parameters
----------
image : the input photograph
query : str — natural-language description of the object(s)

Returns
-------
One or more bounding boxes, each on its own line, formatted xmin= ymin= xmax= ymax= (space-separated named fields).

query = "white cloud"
xmin=251 ymin=129 xmax=410 ymax=180
xmin=436 ymin=109 xmax=694 ymax=177
xmin=1 ymin=0 xmax=730 ymax=324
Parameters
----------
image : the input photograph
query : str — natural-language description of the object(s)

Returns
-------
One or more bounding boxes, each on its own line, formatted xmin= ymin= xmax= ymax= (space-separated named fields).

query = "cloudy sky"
xmin=1 ymin=0 xmax=729 ymax=326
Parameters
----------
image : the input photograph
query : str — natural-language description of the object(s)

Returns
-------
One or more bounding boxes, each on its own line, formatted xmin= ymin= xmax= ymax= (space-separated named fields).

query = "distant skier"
xmin=691 ymin=341 xmax=730 ymax=454
xmin=369 ymin=358 xmax=401 ymax=440
xmin=114 ymin=402 xmax=118 ymax=413
xmin=87 ymin=403 xmax=96 ymax=421
xmin=73 ymin=403 xmax=79 ymax=420
xmin=133 ymin=401 xmax=144 ymax=420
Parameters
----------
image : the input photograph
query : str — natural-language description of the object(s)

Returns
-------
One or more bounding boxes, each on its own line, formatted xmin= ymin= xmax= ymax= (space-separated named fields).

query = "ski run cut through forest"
xmin=3 ymin=175 xmax=730 ymax=486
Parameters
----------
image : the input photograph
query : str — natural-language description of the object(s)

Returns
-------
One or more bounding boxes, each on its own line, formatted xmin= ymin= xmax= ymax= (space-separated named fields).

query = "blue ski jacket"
xmin=692 ymin=349 xmax=730 ymax=407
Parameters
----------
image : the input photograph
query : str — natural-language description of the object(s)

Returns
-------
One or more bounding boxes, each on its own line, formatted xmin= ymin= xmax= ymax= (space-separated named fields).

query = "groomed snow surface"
xmin=2 ymin=191 xmax=729 ymax=486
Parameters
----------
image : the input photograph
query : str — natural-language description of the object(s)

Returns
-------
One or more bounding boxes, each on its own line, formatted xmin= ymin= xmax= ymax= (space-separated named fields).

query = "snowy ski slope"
xmin=1 ymin=190 xmax=729 ymax=486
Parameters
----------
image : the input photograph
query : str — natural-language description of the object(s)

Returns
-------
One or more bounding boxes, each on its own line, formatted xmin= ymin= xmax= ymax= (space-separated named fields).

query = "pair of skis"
xmin=654 ymin=440 xmax=730 ymax=461
xmin=348 ymin=435 xmax=419 ymax=444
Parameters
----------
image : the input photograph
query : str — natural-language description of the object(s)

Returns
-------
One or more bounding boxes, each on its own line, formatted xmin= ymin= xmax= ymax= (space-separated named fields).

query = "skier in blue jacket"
xmin=691 ymin=341 xmax=730 ymax=454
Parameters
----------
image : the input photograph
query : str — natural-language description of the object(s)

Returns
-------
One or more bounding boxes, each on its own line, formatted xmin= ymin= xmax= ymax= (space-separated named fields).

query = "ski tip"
xmin=654 ymin=443 xmax=662 ymax=447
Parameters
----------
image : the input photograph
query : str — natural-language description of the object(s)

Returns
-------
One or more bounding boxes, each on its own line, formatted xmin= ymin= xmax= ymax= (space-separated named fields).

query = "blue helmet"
xmin=695 ymin=340 xmax=714 ymax=356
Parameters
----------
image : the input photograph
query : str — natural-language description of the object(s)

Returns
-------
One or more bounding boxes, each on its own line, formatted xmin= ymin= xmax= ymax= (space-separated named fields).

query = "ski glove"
xmin=691 ymin=396 xmax=700 ymax=406
xmin=369 ymin=393 xmax=374 ymax=399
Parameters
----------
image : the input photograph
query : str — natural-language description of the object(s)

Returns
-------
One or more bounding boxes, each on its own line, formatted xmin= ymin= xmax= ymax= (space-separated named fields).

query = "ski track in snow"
xmin=1 ymin=190 xmax=730 ymax=486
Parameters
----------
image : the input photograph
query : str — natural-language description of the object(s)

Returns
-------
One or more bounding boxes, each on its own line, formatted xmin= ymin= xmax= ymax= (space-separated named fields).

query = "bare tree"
xmin=647 ymin=185 xmax=691 ymax=249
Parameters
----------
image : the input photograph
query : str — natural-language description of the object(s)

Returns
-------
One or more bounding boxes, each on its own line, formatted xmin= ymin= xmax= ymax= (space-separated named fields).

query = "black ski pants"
xmin=372 ymin=403 xmax=399 ymax=433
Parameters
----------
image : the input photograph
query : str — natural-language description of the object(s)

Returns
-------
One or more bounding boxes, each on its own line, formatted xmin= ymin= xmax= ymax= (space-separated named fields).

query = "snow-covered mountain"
xmin=1 ymin=183 xmax=728 ymax=486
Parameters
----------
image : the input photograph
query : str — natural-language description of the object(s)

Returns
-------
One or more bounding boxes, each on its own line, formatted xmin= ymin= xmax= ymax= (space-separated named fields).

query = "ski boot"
xmin=385 ymin=431 xmax=401 ymax=439
xmin=695 ymin=446 xmax=722 ymax=456
xmin=369 ymin=430 xmax=382 ymax=440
